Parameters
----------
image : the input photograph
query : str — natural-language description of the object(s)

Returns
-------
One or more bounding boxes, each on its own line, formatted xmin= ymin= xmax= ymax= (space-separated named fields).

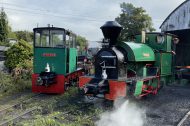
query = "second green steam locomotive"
xmin=79 ymin=21 xmax=179 ymax=100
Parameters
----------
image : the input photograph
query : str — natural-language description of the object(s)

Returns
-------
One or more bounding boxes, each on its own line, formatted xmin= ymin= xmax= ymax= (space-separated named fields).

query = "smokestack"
xmin=100 ymin=21 xmax=122 ymax=46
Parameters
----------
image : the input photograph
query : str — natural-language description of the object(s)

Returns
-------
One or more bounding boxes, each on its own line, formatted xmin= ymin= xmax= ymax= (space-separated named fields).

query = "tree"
xmin=115 ymin=3 xmax=155 ymax=41
xmin=4 ymin=39 xmax=33 ymax=70
xmin=8 ymin=26 xmax=17 ymax=39
xmin=76 ymin=35 xmax=88 ymax=50
xmin=14 ymin=31 xmax=33 ymax=42
xmin=0 ymin=8 xmax=9 ymax=42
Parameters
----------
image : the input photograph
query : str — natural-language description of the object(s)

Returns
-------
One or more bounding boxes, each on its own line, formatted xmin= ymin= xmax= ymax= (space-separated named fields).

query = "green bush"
xmin=0 ymin=41 xmax=10 ymax=47
xmin=0 ymin=71 xmax=31 ymax=95
xmin=5 ymin=39 xmax=33 ymax=70
xmin=13 ymin=59 xmax=33 ymax=80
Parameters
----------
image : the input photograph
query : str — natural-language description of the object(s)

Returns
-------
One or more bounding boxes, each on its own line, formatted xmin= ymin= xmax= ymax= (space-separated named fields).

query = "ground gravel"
xmin=137 ymin=85 xmax=190 ymax=126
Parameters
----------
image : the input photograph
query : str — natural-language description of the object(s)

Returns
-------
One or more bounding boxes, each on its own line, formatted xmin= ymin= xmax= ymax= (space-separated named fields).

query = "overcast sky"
xmin=2 ymin=0 xmax=186 ymax=47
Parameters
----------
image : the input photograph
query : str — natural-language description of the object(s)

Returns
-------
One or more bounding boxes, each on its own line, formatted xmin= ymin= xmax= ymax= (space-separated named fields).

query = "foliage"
xmin=0 ymin=41 xmax=10 ymax=46
xmin=0 ymin=10 xmax=17 ymax=46
xmin=0 ymin=8 xmax=9 ymax=42
xmin=0 ymin=71 xmax=31 ymax=95
xmin=4 ymin=39 xmax=33 ymax=70
xmin=115 ymin=3 xmax=155 ymax=41
xmin=76 ymin=35 xmax=88 ymax=51
xmin=13 ymin=59 xmax=33 ymax=80
xmin=22 ymin=115 xmax=63 ymax=126
xmin=14 ymin=30 xmax=33 ymax=42
xmin=8 ymin=26 xmax=17 ymax=39
xmin=0 ymin=71 xmax=13 ymax=93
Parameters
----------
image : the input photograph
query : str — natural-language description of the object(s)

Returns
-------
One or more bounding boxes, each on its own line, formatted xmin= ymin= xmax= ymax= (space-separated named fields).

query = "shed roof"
xmin=160 ymin=0 xmax=189 ymax=29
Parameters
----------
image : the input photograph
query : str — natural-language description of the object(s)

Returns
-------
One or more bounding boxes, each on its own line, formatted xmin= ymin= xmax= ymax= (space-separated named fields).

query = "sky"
xmin=2 ymin=0 xmax=186 ymax=47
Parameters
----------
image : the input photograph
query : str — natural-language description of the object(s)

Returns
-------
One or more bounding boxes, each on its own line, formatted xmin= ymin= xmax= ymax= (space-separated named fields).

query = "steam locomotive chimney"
xmin=100 ymin=21 xmax=122 ymax=47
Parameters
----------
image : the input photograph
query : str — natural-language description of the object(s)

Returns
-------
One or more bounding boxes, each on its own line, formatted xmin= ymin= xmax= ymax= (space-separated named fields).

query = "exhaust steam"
xmin=96 ymin=99 xmax=145 ymax=126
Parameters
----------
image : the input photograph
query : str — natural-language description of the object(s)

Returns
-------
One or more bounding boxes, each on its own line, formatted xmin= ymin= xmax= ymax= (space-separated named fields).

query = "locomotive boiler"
xmin=79 ymin=21 xmax=178 ymax=100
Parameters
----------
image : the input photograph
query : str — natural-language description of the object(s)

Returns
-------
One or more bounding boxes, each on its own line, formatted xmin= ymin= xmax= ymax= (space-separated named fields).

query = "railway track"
xmin=0 ymin=91 xmax=81 ymax=125
xmin=52 ymin=99 xmax=112 ymax=125
xmin=0 ymin=93 xmax=43 ymax=126
xmin=0 ymin=93 xmax=40 ymax=114
xmin=177 ymin=110 xmax=190 ymax=126
xmin=0 ymin=106 xmax=40 ymax=126
xmin=0 ymin=89 xmax=112 ymax=125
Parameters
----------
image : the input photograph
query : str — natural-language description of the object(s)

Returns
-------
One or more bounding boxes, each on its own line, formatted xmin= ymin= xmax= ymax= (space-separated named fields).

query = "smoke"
xmin=96 ymin=99 xmax=145 ymax=126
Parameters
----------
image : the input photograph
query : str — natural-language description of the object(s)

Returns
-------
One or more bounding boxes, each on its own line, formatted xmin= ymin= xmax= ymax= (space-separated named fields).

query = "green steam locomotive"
xmin=79 ymin=21 xmax=179 ymax=100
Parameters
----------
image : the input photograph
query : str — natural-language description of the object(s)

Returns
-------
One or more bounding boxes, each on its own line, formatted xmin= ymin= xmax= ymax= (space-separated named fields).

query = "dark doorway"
xmin=167 ymin=29 xmax=190 ymax=66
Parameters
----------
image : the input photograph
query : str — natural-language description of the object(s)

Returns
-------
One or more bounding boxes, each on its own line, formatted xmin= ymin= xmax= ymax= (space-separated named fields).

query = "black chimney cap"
xmin=100 ymin=21 xmax=122 ymax=46
xmin=100 ymin=21 xmax=122 ymax=29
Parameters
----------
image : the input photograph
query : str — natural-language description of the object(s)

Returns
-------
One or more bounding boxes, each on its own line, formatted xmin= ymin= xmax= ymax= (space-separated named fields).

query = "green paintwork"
xmin=155 ymin=53 xmax=172 ymax=75
xmin=33 ymin=48 xmax=67 ymax=75
xmin=161 ymin=53 xmax=172 ymax=75
xmin=149 ymin=78 xmax=158 ymax=88
xmin=69 ymin=48 xmax=77 ymax=73
xmin=135 ymin=33 xmax=172 ymax=52
xmin=127 ymin=63 xmax=147 ymax=77
xmin=134 ymin=80 xmax=143 ymax=96
xmin=166 ymin=36 xmax=172 ymax=52
xmin=117 ymin=42 xmax=155 ymax=62
xmin=135 ymin=33 xmax=174 ymax=83
xmin=143 ymin=67 xmax=147 ymax=77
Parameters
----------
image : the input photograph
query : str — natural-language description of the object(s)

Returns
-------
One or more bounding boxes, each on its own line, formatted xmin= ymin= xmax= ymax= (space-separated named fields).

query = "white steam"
xmin=96 ymin=99 xmax=145 ymax=126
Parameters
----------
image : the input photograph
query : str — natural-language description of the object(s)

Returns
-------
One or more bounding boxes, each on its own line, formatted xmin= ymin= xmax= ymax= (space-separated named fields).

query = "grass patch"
xmin=0 ymin=71 xmax=31 ymax=96
xmin=22 ymin=116 xmax=63 ymax=126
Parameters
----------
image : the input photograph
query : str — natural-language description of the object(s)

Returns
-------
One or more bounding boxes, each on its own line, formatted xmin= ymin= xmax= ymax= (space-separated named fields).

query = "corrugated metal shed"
xmin=160 ymin=0 xmax=190 ymax=66
xmin=160 ymin=0 xmax=190 ymax=31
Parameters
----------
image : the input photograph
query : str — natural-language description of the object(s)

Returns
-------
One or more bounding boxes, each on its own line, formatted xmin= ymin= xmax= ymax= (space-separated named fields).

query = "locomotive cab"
xmin=32 ymin=27 xmax=82 ymax=94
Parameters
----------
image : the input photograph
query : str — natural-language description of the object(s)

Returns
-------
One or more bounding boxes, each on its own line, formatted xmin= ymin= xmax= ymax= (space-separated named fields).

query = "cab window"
xmin=51 ymin=30 xmax=64 ymax=48
xmin=34 ymin=29 xmax=65 ymax=48
xmin=34 ymin=28 xmax=77 ymax=48
xmin=35 ymin=30 xmax=50 ymax=47
xmin=65 ymin=32 xmax=76 ymax=48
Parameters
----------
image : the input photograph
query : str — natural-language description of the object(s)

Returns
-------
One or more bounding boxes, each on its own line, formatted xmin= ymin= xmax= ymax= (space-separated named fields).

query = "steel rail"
xmin=0 ymin=93 xmax=41 ymax=115
xmin=177 ymin=111 xmax=190 ymax=126
xmin=0 ymin=106 xmax=40 ymax=126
